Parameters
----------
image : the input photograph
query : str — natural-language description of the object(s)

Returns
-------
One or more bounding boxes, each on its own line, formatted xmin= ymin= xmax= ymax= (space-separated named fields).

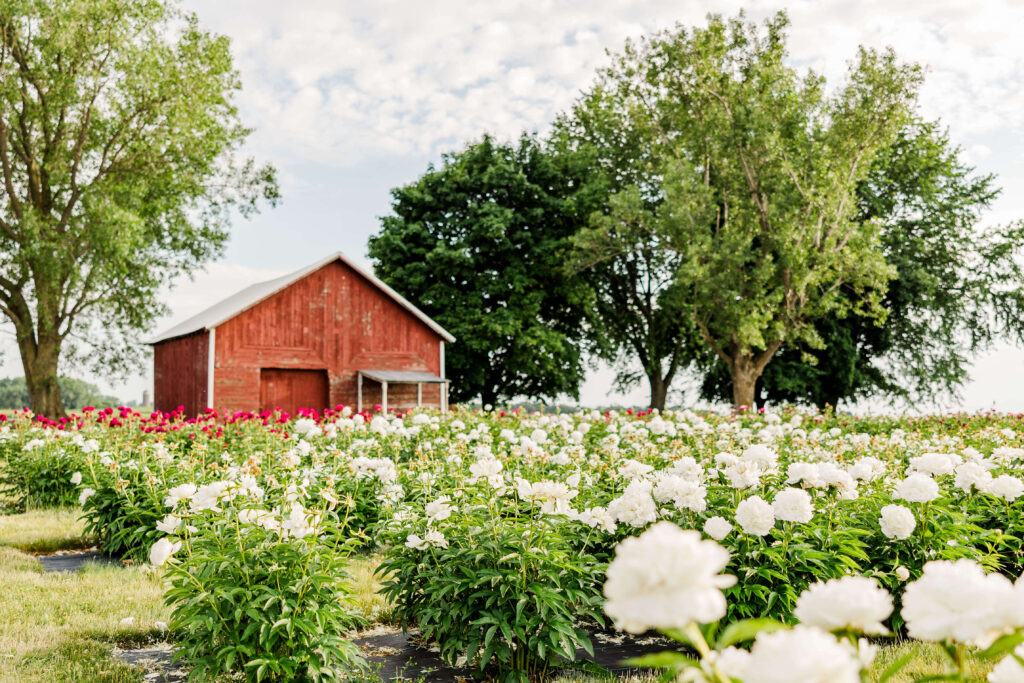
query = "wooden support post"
xmin=442 ymin=382 xmax=449 ymax=412
xmin=357 ymin=372 xmax=363 ymax=413
xmin=417 ymin=382 xmax=422 ymax=407
xmin=381 ymin=381 xmax=388 ymax=414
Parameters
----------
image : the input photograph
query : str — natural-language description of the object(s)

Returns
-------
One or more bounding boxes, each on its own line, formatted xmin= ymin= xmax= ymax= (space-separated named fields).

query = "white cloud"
xmin=184 ymin=0 xmax=1024 ymax=165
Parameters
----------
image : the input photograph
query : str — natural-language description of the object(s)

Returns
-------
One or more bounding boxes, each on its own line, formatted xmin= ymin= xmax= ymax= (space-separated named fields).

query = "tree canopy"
xmin=369 ymin=135 xmax=598 ymax=406
xmin=0 ymin=0 xmax=277 ymax=416
xmin=700 ymin=120 xmax=1024 ymax=409
xmin=559 ymin=11 xmax=922 ymax=409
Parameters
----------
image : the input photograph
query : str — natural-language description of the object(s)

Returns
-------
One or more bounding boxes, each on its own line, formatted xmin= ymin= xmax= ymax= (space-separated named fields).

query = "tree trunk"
xmin=17 ymin=328 xmax=65 ymax=418
xmin=727 ymin=342 xmax=783 ymax=411
xmin=731 ymin=362 xmax=757 ymax=411
xmin=480 ymin=387 xmax=498 ymax=409
xmin=648 ymin=374 xmax=668 ymax=411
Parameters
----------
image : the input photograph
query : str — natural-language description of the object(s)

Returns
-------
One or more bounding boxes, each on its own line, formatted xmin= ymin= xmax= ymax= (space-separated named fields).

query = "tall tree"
xmin=0 ymin=0 xmax=277 ymax=416
xmin=553 ymin=87 xmax=699 ymax=412
xmin=369 ymin=135 xmax=596 ymax=406
xmin=567 ymin=185 xmax=702 ymax=411
xmin=700 ymin=120 xmax=1024 ymax=408
xmin=562 ymin=12 xmax=921 ymax=408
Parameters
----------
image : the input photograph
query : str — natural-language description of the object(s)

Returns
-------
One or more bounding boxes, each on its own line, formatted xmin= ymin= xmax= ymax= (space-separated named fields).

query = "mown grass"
xmin=351 ymin=552 xmax=396 ymax=625
xmin=871 ymin=641 xmax=993 ymax=682
xmin=0 ymin=543 xmax=170 ymax=682
xmin=0 ymin=507 xmax=94 ymax=552
xmin=0 ymin=507 xmax=1002 ymax=682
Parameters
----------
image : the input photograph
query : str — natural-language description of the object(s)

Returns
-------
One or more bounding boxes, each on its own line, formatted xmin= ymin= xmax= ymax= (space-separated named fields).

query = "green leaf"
xmin=717 ymin=619 xmax=788 ymax=649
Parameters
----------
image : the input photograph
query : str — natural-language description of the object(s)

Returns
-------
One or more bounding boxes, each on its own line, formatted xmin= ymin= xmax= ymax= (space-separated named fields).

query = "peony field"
xmin=3 ymin=405 xmax=1024 ymax=681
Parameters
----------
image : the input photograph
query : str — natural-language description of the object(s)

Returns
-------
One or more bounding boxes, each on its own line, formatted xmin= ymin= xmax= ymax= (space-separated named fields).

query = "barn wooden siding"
xmin=212 ymin=260 xmax=442 ymax=414
xmin=153 ymin=330 xmax=208 ymax=415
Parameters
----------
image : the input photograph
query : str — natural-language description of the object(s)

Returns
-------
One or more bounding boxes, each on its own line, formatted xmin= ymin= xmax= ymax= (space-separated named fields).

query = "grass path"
xmin=0 ymin=508 xmax=998 ymax=682
xmin=0 ymin=513 xmax=166 ymax=682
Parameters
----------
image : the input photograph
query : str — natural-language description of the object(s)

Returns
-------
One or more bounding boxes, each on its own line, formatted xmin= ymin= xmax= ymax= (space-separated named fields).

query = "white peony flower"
xmin=424 ymin=528 xmax=449 ymax=549
xmin=902 ymin=559 xmax=1017 ymax=643
xmin=879 ymin=504 xmax=916 ymax=540
xmin=666 ymin=456 xmax=704 ymax=481
xmin=653 ymin=475 xmax=707 ymax=513
xmin=894 ymin=473 xmax=940 ymax=503
xmin=955 ymin=462 xmax=994 ymax=493
xmin=909 ymin=452 xmax=960 ymax=476
xmin=703 ymin=516 xmax=733 ymax=541
xmin=79 ymin=488 xmax=96 ymax=506
xmin=895 ymin=566 xmax=911 ymax=581
xmin=989 ymin=644 xmax=1024 ymax=683
xmin=70 ymin=471 xmax=82 ymax=485
xmin=405 ymin=533 xmax=428 ymax=550
xmin=607 ymin=479 xmax=658 ymax=528
xmin=577 ymin=506 xmax=617 ymax=533
xmin=425 ymin=495 xmax=453 ymax=522
xmin=283 ymin=503 xmax=321 ymax=539
xmin=603 ymin=522 xmax=736 ymax=633
xmin=794 ymin=576 xmax=893 ymax=634
xmin=190 ymin=481 xmax=231 ymax=513
xmin=735 ymin=496 xmax=775 ymax=536
xmin=983 ymin=475 xmax=1024 ymax=501
xmin=848 ymin=457 xmax=886 ymax=482
xmin=743 ymin=626 xmax=862 ymax=683
xmin=149 ymin=537 xmax=182 ymax=567
xmin=292 ymin=418 xmax=318 ymax=437
xmin=724 ymin=460 xmax=763 ymax=490
xmin=618 ymin=458 xmax=654 ymax=479
xmin=164 ymin=483 xmax=198 ymax=508
xmin=740 ymin=444 xmax=779 ymax=472
xmin=468 ymin=456 xmax=504 ymax=488
xmin=155 ymin=514 xmax=181 ymax=534
xmin=772 ymin=488 xmax=814 ymax=524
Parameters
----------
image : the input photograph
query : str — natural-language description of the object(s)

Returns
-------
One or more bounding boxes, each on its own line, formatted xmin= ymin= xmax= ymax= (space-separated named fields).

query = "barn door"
xmin=259 ymin=369 xmax=329 ymax=416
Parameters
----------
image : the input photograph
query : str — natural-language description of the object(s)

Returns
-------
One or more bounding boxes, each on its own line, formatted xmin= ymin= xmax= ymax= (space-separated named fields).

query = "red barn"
xmin=149 ymin=253 xmax=454 ymax=416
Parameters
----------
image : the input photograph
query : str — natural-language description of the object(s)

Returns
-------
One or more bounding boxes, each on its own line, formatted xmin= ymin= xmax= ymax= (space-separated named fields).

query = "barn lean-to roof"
xmin=148 ymin=252 xmax=456 ymax=345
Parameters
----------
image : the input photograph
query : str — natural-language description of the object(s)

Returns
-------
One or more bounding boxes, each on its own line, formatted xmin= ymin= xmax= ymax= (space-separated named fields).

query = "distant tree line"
xmin=0 ymin=376 xmax=121 ymax=410
xmin=371 ymin=11 xmax=1024 ymax=411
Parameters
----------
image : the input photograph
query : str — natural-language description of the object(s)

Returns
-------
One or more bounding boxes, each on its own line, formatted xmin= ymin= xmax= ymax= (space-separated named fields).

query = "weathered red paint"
xmin=153 ymin=258 xmax=444 ymax=415
xmin=259 ymin=368 xmax=330 ymax=415
xmin=152 ymin=330 xmax=208 ymax=415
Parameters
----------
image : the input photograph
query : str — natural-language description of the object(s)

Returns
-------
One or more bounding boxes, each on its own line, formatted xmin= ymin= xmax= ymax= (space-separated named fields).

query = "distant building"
xmin=149 ymin=253 xmax=453 ymax=416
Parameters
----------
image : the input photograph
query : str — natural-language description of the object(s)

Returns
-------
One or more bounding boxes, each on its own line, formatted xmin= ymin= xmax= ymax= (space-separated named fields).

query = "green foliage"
xmin=701 ymin=120 xmax=1023 ymax=409
xmin=369 ymin=134 xmax=597 ymax=406
xmin=0 ymin=435 xmax=84 ymax=508
xmin=164 ymin=503 xmax=366 ymax=682
xmin=559 ymin=11 xmax=922 ymax=408
xmin=379 ymin=498 xmax=606 ymax=682
xmin=0 ymin=376 xmax=121 ymax=410
xmin=0 ymin=0 xmax=278 ymax=416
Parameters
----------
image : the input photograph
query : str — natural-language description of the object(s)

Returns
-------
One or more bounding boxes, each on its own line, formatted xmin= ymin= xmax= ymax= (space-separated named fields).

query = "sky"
xmin=4 ymin=0 xmax=1024 ymax=411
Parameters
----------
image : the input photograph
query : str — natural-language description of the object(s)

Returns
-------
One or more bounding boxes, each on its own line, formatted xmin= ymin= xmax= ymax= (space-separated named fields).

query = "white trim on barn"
xmin=439 ymin=341 xmax=447 ymax=412
xmin=148 ymin=252 xmax=456 ymax=345
xmin=206 ymin=327 xmax=216 ymax=409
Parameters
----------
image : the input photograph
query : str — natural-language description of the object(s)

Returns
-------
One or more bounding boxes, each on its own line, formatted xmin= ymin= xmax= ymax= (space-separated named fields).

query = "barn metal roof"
xmin=149 ymin=252 xmax=456 ymax=344
xmin=358 ymin=370 xmax=450 ymax=384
